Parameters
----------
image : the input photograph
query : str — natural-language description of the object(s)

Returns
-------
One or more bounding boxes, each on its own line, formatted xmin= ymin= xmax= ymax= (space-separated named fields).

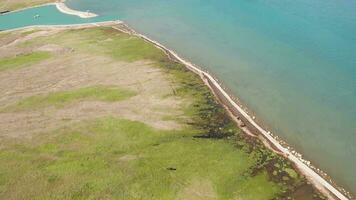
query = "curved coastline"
xmin=54 ymin=2 xmax=97 ymax=18
xmin=0 ymin=1 xmax=97 ymax=19
xmin=1 ymin=3 xmax=353 ymax=200
xmin=112 ymin=24 xmax=352 ymax=200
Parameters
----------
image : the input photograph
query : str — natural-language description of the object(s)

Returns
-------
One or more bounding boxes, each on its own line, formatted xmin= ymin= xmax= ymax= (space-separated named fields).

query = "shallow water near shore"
xmin=65 ymin=0 xmax=356 ymax=194
xmin=0 ymin=0 xmax=355 ymax=196
xmin=0 ymin=5 xmax=113 ymax=30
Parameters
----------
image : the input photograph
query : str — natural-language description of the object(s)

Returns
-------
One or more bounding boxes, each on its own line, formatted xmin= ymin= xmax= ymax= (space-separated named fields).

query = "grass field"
xmin=0 ymin=51 xmax=51 ymax=72
xmin=0 ymin=27 xmax=325 ymax=200
xmin=2 ymin=86 xmax=136 ymax=112
xmin=0 ymin=0 xmax=54 ymax=11
xmin=0 ymin=118 xmax=281 ymax=199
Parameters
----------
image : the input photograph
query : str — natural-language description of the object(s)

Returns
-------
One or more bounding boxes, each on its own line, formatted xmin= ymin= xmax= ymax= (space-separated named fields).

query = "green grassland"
xmin=1 ymin=86 xmax=136 ymax=112
xmin=0 ymin=51 xmax=51 ymax=72
xmin=0 ymin=118 xmax=279 ymax=199
xmin=20 ymin=28 xmax=170 ymax=62
xmin=0 ymin=0 xmax=54 ymax=11
xmin=0 ymin=27 xmax=325 ymax=199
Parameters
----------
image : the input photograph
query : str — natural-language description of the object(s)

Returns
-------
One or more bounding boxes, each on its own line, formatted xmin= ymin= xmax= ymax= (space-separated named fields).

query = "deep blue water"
xmin=1 ymin=0 xmax=355 ymax=195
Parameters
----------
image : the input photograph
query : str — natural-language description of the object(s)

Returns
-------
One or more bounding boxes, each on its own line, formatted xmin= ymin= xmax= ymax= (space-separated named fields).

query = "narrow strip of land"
xmin=54 ymin=2 xmax=97 ymax=18
xmin=0 ymin=1 xmax=97 ymax=18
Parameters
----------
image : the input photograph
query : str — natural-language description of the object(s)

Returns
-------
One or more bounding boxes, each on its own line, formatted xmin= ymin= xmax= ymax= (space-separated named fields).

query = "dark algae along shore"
xmin=0 ymin=25 xmax=328 ymax=199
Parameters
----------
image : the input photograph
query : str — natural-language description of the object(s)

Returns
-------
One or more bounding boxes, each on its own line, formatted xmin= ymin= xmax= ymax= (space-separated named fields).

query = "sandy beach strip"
xmin=55 ymin=2 xmax=97 ymax=18
xmin=0 ymin=20 xmax=121 ymax=33
xmin=0 ymin=1 xmax=97 ymax=18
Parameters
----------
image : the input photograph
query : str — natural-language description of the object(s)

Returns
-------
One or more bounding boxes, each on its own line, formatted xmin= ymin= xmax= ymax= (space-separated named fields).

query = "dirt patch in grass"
xmin=0 ymin=29 xmax=184 ymax=138
xmin=36 ymin=44 xmax=74 ymax=54
xmin=0 ymin=29 xmax=60 ymax=57
xmin=178 ymin=179 xmax=217 ymax=200
xmin=2 ymin=85 xmax=136 ymax=112
xmin=0 ymin=98 xmax=182 ymax=138
xmin=119 ymin=155 xmax=140 ymax=162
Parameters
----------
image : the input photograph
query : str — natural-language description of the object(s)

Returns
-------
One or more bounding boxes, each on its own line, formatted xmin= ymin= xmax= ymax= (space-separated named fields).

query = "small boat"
xmin=33 ymin=14 xmax=40 ymax=19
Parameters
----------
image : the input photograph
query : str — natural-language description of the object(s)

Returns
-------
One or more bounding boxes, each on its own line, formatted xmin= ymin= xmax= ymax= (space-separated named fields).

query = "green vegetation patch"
xmin=0 ymin=0 xmax=54 ymax=11
xmin=20 ymin=29 xmax=39 ymax=36
xmin=236 ymin=172 xmax=281 ymax=200
xmin=0 ymin=27 xmax=324 ymax=199
xmin=2 ymin=85 xmax=136 ymax=112
xmin=24 ymin=28 xmax=171 ymax=63
xmin=285 ymin=168 xmax=299 ymax=179
xmin=0 ymin=118 xmax=280 ymax=199
xmin=0 ymin=51 xmax=51 ymax=72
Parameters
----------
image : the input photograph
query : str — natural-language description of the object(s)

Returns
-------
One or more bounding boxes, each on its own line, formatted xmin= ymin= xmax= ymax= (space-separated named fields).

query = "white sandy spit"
xmin=55 ymin=2 xmax=97 ymax=18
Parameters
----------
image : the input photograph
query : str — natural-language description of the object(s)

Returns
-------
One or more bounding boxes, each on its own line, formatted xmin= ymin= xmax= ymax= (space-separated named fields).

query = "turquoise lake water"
xmin=1 ymin=0 xmax=355 ymax=195
xmin=0 ymin=5 xmax=113 ymax=30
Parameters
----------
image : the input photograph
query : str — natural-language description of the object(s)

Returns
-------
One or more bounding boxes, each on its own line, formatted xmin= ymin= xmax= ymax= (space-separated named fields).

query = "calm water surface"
xmin=0 ymin=5 xmax=113 ymax=30
xmin=66 ymin=0 xmax=356 ymax=193
xmin=1 ymin=0 xmax=355 ymax=195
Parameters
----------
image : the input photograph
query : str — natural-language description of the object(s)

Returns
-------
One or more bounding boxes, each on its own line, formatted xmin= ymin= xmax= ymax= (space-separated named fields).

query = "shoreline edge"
xmin=112 ymin=24 xmax=352 ymax=200
xmin=0 ymin=1 xmax=97 ymax=19
xmin=1 ymin=3 xmax=353 ymax=198
xmin=54 ymin=2 xmax=97 ymax=18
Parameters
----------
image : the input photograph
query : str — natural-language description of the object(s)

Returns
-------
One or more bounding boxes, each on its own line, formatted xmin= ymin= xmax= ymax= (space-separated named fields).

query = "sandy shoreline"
xmin=0 ymin=1 xmax=97 ymax=19
xmin=0 ymin=21 xmax=120 ymax=33
xmin=54 ymin=2 xmax=97 ymax=18
xmin=0 ymin=15 xmax=352 ymax=200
